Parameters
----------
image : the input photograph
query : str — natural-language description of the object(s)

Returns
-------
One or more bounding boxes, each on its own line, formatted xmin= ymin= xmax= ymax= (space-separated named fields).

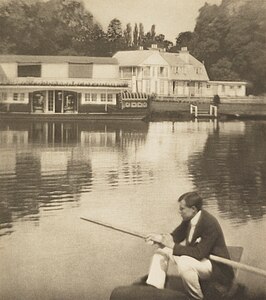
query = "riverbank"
xmin=149 ymin=96 xmax=266 ymax=120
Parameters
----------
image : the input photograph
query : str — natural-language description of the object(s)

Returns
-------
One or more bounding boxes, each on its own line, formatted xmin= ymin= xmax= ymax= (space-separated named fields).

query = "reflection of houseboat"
xmin=0 ymin=55 xmax=149 ymax=120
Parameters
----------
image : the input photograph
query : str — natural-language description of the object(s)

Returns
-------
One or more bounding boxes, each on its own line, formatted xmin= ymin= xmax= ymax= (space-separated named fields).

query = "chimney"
xmin=179 ymin=46 xmax=189 ymax=63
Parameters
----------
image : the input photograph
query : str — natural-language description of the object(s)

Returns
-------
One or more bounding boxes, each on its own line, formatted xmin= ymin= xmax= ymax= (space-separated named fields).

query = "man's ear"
xmin=191 ymin=206 xmax=198 ymax=214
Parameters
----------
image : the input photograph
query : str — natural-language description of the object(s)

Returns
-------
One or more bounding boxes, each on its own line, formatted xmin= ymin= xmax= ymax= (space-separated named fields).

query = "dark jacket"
xmin=171 ymin=210 xmax=234 ymax=286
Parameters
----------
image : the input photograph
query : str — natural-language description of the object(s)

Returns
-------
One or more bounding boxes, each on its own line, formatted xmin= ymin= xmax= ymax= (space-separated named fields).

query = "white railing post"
xmin=210 ymin=105 xmax=217 ymax=117
xmin=190 ymin=104 xmax=198 ymax=117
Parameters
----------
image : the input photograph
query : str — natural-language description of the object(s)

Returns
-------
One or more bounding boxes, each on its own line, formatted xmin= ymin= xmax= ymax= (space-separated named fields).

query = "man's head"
xmin=178 ymin=192 xmax=203 ymax=221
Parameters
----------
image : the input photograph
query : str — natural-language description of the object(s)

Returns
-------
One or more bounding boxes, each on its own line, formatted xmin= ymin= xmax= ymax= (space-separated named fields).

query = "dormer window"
xmin=18 ymin=63 xmax=41 ymax=77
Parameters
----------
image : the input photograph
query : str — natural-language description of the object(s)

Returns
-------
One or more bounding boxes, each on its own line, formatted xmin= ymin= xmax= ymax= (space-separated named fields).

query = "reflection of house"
xmin=0 ymin=55 xmax=127 ymax=114
xmin=113 ymin=46 xmax=247 ymax=98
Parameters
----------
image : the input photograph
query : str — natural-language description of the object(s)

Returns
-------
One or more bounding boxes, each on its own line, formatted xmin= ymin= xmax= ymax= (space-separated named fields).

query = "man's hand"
xmin=145 ymin=233 xmax=175 ymax=249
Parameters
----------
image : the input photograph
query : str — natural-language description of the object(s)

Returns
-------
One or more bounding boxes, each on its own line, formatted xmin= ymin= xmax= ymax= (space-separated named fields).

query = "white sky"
xmin=84 ymin=0 xmax=222 ymax=43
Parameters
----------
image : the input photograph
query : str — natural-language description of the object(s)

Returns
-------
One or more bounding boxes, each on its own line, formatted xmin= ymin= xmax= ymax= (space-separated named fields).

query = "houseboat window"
xmin=13 ymin=93 xmax=25 ymax=101
xmin=18 ymin=64 xmax=41 ymax=77
xmin=91 ymin=93 xmax=97 ymax=102
xmin=238 ymin=85 xmax=242 ymax=89
xmin=207 ymin=84 xmax=211 ymax=88
xmin=107 ymin=94 xmax=113 ymax=102
xmin=85 ymin=93 xmax=91 ymax=102
xmin=48 ymin=91 xmax=54 ymax=111
xmin=101 ymin=93 xmax=107 ymax=102
xmin=68 ymin=63 xmax=92 ymax=78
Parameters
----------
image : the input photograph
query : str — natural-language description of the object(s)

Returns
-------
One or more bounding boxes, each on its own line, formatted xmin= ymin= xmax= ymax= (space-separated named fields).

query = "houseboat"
xmin=0 ymin=55 xmax=149 ymax=120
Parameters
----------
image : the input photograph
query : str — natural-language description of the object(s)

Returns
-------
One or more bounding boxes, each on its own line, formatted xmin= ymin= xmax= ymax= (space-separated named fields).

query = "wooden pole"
xmin=80 ymin=217 xmax=266 ymax=278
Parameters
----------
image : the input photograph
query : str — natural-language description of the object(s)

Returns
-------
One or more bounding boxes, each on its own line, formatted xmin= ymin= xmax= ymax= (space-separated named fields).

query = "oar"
xmin=80 ymin=217 xmax=266 ymax=278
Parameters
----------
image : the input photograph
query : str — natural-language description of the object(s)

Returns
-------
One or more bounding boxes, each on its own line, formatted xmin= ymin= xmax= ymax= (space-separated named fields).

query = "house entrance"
xmin=32 ymin=90 xmax=78 ymax=113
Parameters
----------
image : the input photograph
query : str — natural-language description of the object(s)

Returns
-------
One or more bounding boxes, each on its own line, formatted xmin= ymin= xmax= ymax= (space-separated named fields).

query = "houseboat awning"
xmin=121 ymin=92 xmax=148 ymax=101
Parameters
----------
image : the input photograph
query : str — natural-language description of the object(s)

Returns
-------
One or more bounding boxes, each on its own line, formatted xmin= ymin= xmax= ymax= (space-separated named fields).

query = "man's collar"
xmin=190 ymin=210 xmax=201 ymax=226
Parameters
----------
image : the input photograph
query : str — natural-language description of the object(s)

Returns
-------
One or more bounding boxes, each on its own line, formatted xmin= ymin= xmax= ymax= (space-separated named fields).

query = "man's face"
xmin=179 ymin=199 xmax=196 ymax=221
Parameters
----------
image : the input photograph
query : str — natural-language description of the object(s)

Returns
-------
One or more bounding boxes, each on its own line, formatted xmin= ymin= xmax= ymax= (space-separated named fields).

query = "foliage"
xmin=173 ymin=0 xmax=266 ymax=94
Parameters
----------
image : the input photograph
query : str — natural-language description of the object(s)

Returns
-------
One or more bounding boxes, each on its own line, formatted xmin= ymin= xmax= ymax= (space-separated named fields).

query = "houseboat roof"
xmin=0 ymin=55 xmax=118 ymax=65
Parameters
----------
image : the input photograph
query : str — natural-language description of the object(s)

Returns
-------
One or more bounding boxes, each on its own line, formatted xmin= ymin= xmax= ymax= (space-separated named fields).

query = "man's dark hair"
xmin=178 ymin=192 xmax=203 ymax=211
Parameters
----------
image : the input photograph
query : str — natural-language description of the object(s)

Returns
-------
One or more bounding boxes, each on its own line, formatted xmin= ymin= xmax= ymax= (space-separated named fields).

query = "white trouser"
xmin=146 ymin=247 xmax=212 ymax=300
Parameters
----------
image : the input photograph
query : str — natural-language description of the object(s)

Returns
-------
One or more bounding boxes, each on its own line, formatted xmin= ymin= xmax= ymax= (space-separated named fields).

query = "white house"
xmin=113 ymin=46 xmax=247 ymax=99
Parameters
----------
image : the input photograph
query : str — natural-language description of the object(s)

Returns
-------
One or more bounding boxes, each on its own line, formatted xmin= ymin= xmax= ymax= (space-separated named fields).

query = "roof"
xmin=113 ymin=50 xmax=155 ymax=66
xmin=0 ymin=55 xmax=118 ymax=65
xmin=114 ymin=50 xmax=209 ymax=81
xmin=160 ymin=52 xmax=185 ymax=66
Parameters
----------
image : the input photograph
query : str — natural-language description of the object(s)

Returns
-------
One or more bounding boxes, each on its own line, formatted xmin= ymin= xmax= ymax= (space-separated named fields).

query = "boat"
xmin=110 ymin=246 xmax=244 ymax=300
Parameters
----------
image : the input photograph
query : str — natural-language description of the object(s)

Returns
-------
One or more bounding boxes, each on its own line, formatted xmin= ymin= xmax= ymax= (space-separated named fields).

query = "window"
xmin=196 ymin=68 xmax=202 ymax=74
xmin=18 ymin=64 xmax=41 ymax=77
xmin=107 ymin=94 xmax=113 ymax=102
xmin=158 ymin=67 xmax=168 ymax=77
xmin=101 ymin=93 xmax=106 ymax=102
xmin=85 ymin=93 xmax=91 ymax=102
xmin=207 ymin=84 xmax=211 ymax=89
xmin=91 ymin=93 xmax=97 ymax=102
xmin=13 ymin=93 xmax=25 ymax=101
xmin=69 ymin=63 xmax=93 ymax=78
xmin=48 ymin=91 xmax=54 ymax=111
xmin=145 ymin=80 xmax=150 ymax=93
xmin=143 ymin=67 xmax=150 ymax=77
xmin=121 ymin=67 xmax=132 ymax=78
xmin=160 ymin=81 xmax=164 ymax=94
xmin=13 ymin=93 xmax=18 ymax=101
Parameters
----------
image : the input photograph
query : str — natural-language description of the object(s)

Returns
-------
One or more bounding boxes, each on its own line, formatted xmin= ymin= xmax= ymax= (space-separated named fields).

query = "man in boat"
xmin=145 ymin=191 xmax=234 ymax=300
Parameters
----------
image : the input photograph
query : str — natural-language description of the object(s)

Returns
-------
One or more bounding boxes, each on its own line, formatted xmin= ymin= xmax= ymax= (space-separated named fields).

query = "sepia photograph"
xmin=0 ymin=0 xmax=266 ymax=299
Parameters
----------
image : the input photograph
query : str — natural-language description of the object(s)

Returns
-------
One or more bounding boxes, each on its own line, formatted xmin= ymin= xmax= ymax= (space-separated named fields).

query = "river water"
xmin=0 ymin=119 xmax=265 ymax=300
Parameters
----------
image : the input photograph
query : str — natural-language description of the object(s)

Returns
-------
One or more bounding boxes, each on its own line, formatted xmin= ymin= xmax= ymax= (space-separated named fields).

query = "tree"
xmin=138 ymin=23 xmax=144 ymax=46
xmin=209 ymin=58 xmax=240 ymax=81
xmin=106 ymin=18 xmax=126 ymax=55
xmin=0 ymin=0 xmax=96 ymax=55
xmin=133 ymin=23 xmax=138 ymax=46
xmin=124 ymin=23 xmax=132 ymax=47
xmin=107 ymin=18 xmax=123 ymax=42
xmin=150 ymin=24 xmax=156 ymax=41
xmin=175 ymin=31 xmax=195 ymax=50
xmin=171 ymin=0 xmax=266 ymax=94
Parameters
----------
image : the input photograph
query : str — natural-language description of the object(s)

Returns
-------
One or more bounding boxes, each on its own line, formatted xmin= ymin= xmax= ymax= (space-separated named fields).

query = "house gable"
xmin=141 ymin=52 xmax=169 ymax=66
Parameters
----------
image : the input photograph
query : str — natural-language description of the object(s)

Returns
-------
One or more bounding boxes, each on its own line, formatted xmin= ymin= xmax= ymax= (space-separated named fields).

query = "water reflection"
xmin=0 ymin=120 xmax=149 ymax=237
xmin=188 ymin=121 xmax=266 ymax=223
xmin=1 ymin=119 xmax=266 ymax=237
